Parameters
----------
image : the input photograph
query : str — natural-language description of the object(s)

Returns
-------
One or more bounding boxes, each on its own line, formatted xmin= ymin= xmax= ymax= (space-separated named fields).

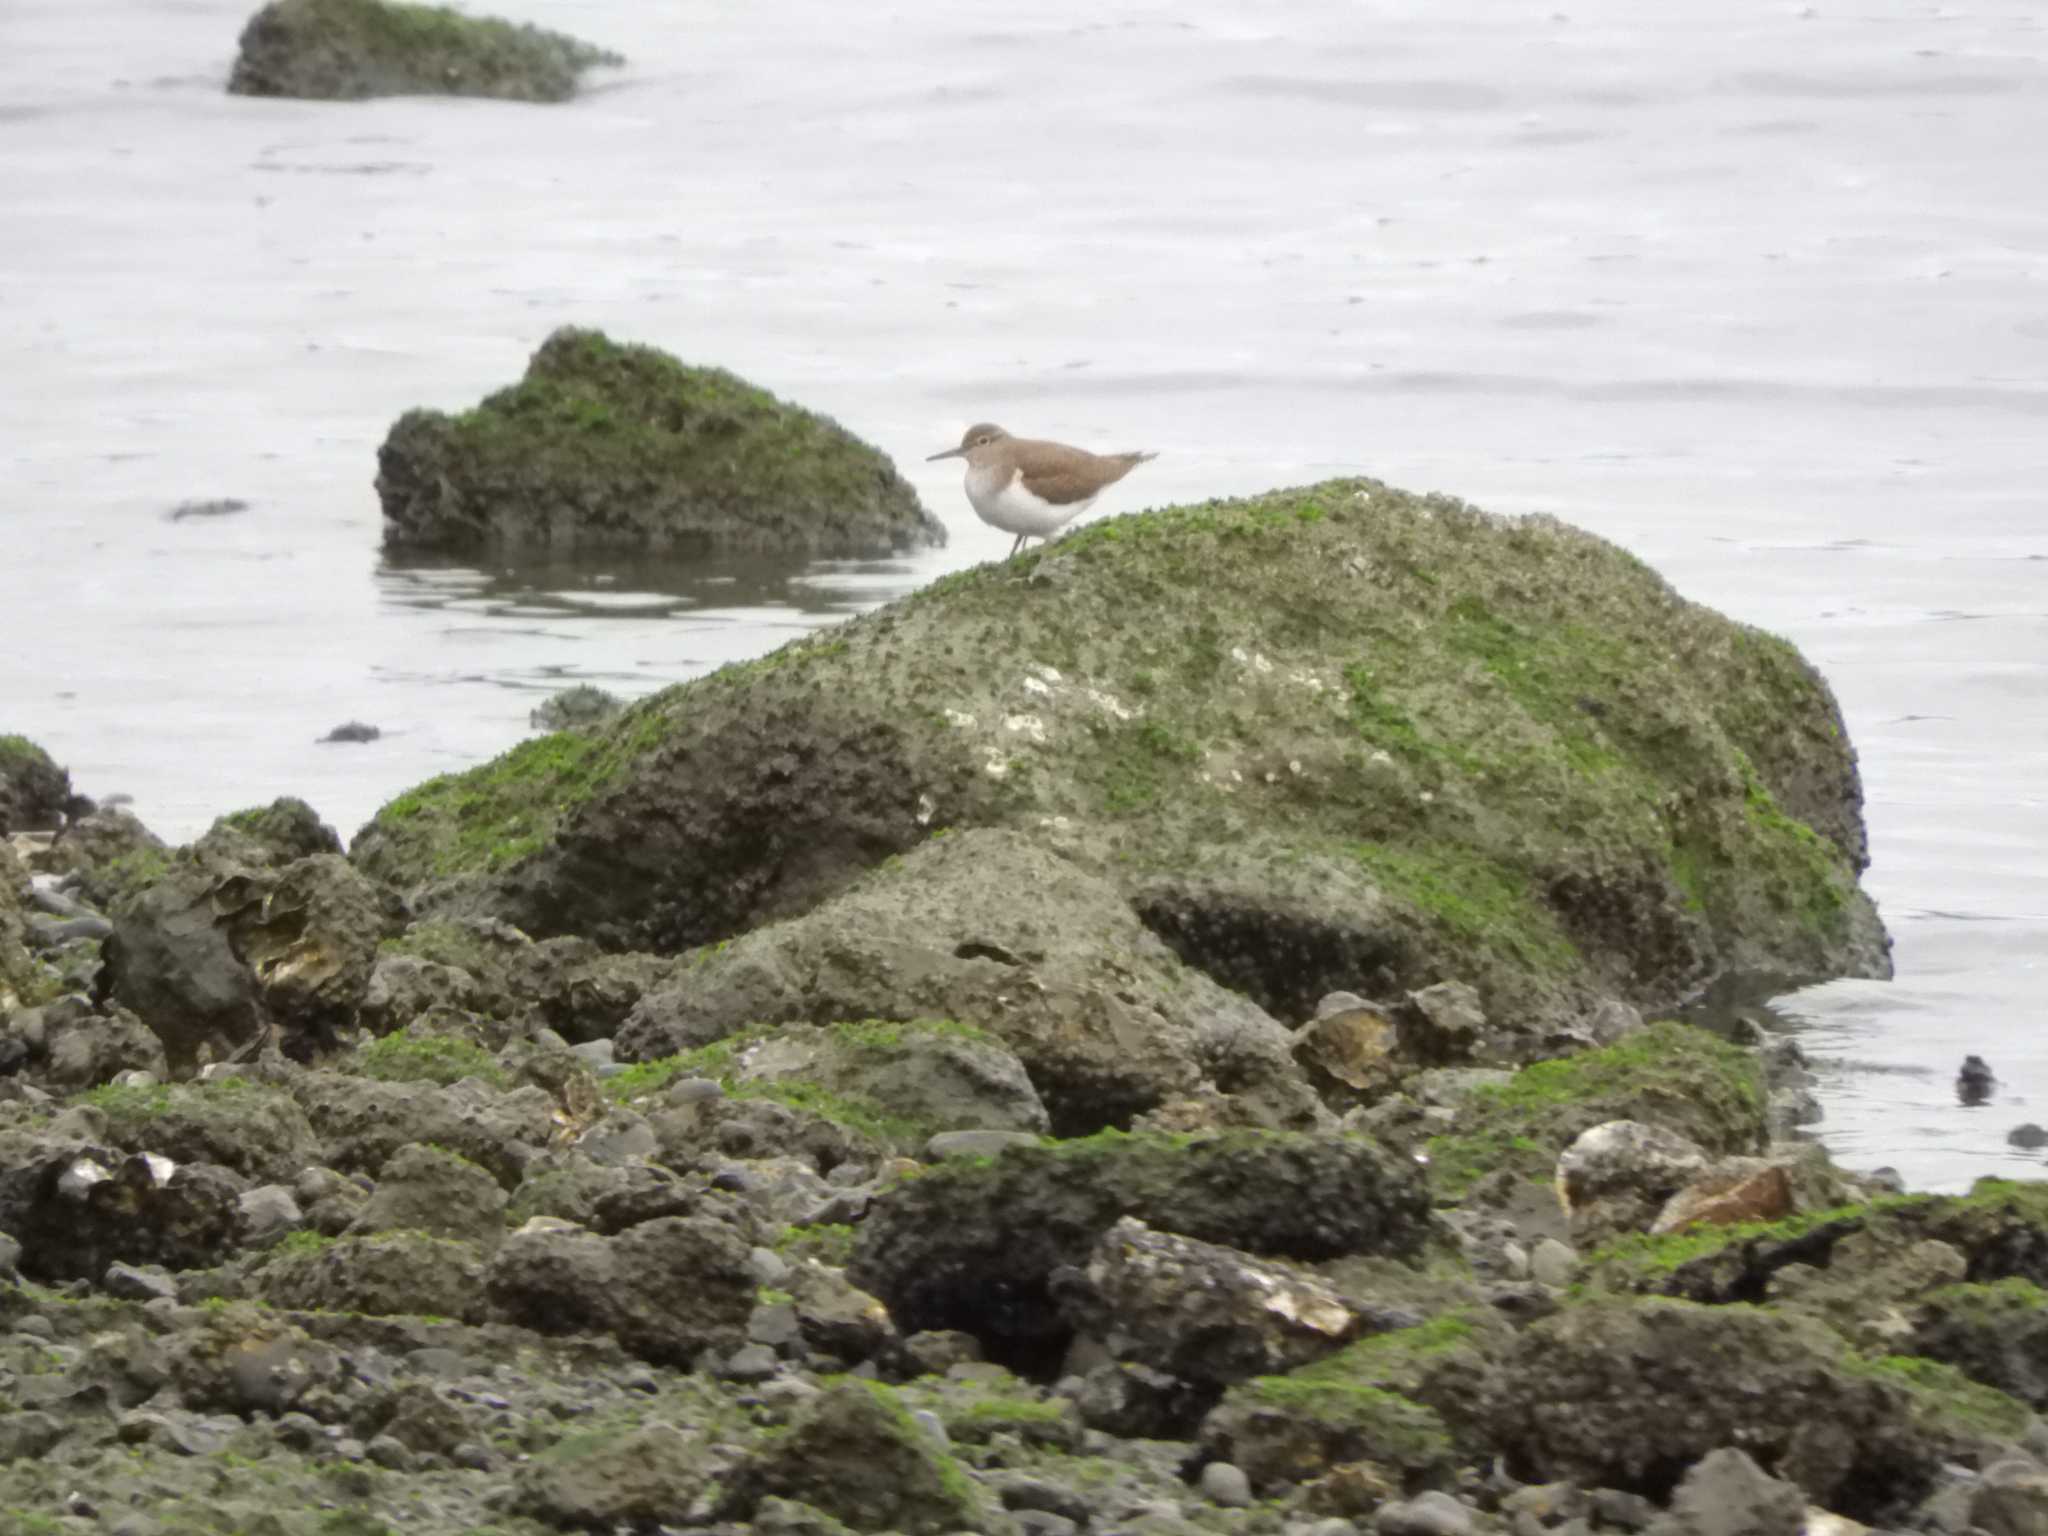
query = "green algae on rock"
xmin=0 ymin=733 xmax=69 ymax=835
xmin=1198 ymin=1306 xmax=1514 ymax=1489
xmin=1488 ymin=1294 xmax=2028 ymax=1520
xmin=376 ymin=327 xmax=943 ymax=556
xmin=228 ymin=0 xmax=621 ymax=102
xmin=1420 ymin=1019 xmax=1767 ymax=1200
xmin=1582 ymin=1176 xmax=2048 ymax=1304
xmin=352 ymin=478 xmax=1888 ymax=1027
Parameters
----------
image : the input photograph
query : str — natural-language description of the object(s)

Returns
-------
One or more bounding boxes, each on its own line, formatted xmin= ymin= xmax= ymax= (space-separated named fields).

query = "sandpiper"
xmin=927 ymin=423 xmax=1156 ymax=556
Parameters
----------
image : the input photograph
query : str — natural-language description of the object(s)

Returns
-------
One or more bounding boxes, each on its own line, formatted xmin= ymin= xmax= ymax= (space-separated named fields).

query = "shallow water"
xmin=2 ymin=0 xmax=2043 ymax=1190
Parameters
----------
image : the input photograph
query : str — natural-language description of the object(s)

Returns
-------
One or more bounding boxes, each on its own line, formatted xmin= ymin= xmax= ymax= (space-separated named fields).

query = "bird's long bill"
xmin=925 ymin=446 xmax=966 ymax=461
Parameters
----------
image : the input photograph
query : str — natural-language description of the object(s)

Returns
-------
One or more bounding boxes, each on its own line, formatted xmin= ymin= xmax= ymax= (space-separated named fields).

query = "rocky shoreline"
xmin=3 ymin=481 xmax=2044 ymax=1536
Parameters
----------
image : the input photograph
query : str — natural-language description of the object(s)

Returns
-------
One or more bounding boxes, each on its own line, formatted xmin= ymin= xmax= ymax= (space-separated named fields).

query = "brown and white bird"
xmin=927 ymin=423 xmax=1156 ymax=556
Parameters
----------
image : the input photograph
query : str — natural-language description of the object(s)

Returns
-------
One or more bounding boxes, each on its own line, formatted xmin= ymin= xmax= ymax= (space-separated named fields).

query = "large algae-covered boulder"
xmin=228 ymin=0 xmax=621 ymax=102
xmin=353 ymin=480 xmax=1888 ymax=1024
xmin=377 ymin=327 xmax=943 ymax=557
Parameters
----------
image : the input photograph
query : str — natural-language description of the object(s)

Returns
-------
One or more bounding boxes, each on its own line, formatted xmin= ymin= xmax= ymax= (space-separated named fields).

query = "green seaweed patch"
xmin=1422 ymin=1020 xmax=1765 ymax=1201
xmin=776 ymin=1223 xmax=857 ymax=1267
xmin=1842 ymin=1353 xmax=2033 ymax=1440
xmin=605 ymin=1038 xmax=931 ymax=1150
xmin=1579 ymin=1199 xmax=1885 ymax=1291
xmin=1351 ymin=841 xmax=1576 ymax=974
xmin=0 ymin=734 xmax=57 ymax=771
xmin=81 ymin=1074 xmax=272 ymax=1121
xmin=270 ymin=1230 xmax=335 ymax=1261
xmin=839 ymin=1379 xmax=986 ymax=1514
xmin=1920 ymin=1276 xmax=2048 ymax=1318
xmin=376 ymin=919 xmax=500 ymax=975
xmin=1235 ymin=1374 xmax=1452 ymax=1472
xmin=352 ymin=1030 xmax=508 ymax=1088
xmin=365 ymin=730 xmax=616 ymax=878
xmin=606 ymin=1019 xmax=995 ymax=1148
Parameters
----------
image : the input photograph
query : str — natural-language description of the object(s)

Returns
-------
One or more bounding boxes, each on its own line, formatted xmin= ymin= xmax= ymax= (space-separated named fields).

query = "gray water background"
xmin=3 ymin=0 xmax=2044 ymax=1191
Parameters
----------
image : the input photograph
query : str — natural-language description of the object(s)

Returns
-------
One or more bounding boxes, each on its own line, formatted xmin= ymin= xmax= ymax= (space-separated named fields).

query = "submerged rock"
xmin=376 ymin=327 xmax=942 ymax=557
xmin=228 ymin=0 xmax=622 ymax=103
xmin=352 ymin=479 xmax=1888 ymax=1034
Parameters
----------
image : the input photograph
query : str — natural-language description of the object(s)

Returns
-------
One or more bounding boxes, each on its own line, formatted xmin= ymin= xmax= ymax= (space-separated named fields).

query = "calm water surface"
xmin=3 ymin=0 xmax=2044 ymax=1189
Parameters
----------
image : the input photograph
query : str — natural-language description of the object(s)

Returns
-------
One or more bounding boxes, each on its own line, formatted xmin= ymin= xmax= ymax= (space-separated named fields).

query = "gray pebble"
xmin=1199 ymin=1461 xmax=1254 ymax=1508
xmin=721 ymin=1343 xmax=781 ymax=1383
xmin=666 ymin=1076 xmax=725 ymax=1104
xmin=911 ymin=1408 xmax=949 ymax=1446
xmin=1014 ymin=1514 xmax=1080 ymax=1536
xmin=1530 ymin=1236 xmax=1579 ymax=1287
xmin=1377 ymin=1491 xmax=1475 ymax=1536
xmin=102 ymin=1262 xmax=177 ymax=1302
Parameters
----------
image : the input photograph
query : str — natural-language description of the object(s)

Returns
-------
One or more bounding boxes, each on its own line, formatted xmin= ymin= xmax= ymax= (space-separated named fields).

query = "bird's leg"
xmin=1009 ymin=533 xmax=1026 ymax=557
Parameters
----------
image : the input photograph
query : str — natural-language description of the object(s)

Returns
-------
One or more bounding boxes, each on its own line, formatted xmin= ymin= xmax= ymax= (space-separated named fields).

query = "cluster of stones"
xmin=4 ymin=472 xmax=2037 ymax=1536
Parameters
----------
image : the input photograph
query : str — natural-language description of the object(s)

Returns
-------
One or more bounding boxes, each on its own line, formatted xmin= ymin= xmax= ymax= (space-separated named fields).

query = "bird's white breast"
xmin=964 ymin=462 xmax=1092 ymax=537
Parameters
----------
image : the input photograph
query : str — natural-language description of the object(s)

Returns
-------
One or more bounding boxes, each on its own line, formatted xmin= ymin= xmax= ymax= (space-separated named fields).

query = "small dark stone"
xmin=320 ymin=721 xmax=381 ymax=744
xmin=2008 ymin=1124 xmax=2048 ymax=1150
xmin=166 ymin=498 xmax=250 ymax=521
xmin=102 ymin=1263 xmax=179 ymax=1303
xmin=1958 ymin=1055 xmax=1996 ymax=1106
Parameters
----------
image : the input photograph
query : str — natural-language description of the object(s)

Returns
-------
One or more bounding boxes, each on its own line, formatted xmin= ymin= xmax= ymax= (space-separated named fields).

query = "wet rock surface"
xmin=228 ymin=0 xmax=623 ymax=103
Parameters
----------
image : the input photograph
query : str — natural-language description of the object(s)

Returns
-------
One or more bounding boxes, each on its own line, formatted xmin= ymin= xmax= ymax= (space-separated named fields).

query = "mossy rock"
xmin=1490 ymin=1295 xmax=2028 ymax=1521
xmin=228 ymin=0 xmax=621 ymax=102
xmin=0 ymin=841 xmax=40 ymax=1011
xmin=609 ymin=834 xmax=1312 ymax=1136
xmin=352 ymin=479 xmax=1887 ymax=1031
xmin=252 ymin=1229 xmax=482 ymax=1320
xmin=1421 ymin=1019 xmax=1766 ymax=1200
xmin=1202 ymin=1308 xmax=1512 ymax=1487
xmin=80 ymin=1076 xmax=320 ymax=1185
xmin=1911 ymin=1278 xmax=2048 ymax=1409
xmin=375 ymin=326 xmax=942 ymax=557
xmin=849 ymin=1128 xmax=1433 ymax=1363
xmin=347 ymin=1025 xmax=508 ymax=1088
xmin=0 ymin=733 xmax=69 ymax=835
xmin=718 ymin=1381 xmax=989 ymax=1535
xmin=1582 ymin=1177 xmax=2048 ymax=1302
xmin=608 ymin=1017 xmax=1036 ymax=1152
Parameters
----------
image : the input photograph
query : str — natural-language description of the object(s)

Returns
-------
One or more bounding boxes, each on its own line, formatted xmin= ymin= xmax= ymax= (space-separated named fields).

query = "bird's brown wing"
xmin=1009 ymin=439 xmax=1151 ymax=505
